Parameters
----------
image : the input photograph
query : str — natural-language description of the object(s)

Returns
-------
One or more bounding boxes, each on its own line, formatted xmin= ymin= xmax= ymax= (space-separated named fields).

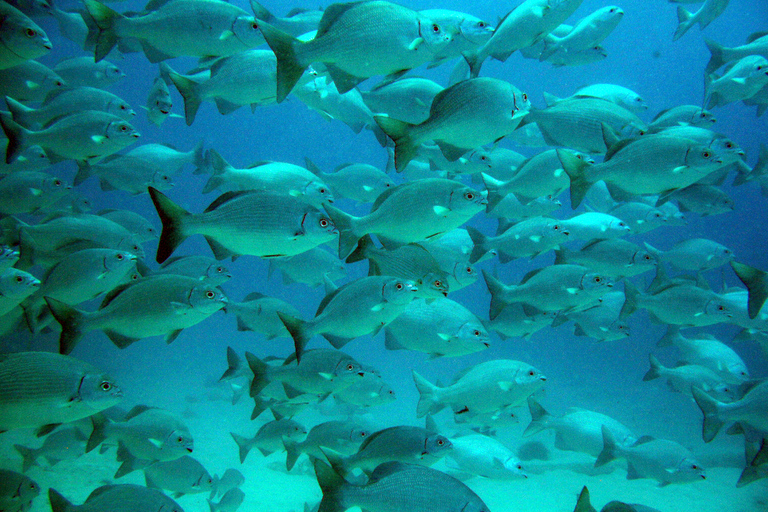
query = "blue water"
xmin=3 ymin=0 xmax=768 ymax=510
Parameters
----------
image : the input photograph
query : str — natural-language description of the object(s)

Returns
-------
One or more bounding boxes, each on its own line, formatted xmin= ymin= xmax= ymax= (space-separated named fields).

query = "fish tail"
xmin=4 ymin=96 xmax=35 ymax=128
xmin=83 ymin=0 xmax=123 ymax=62
xmin=0 ymin=112 xmax=32 ymax=164
xmin=74 ymin=161 xmax=96 ymax=186
xmin=345 ymin=233 xmax=374 ymax=264
xmin=259 ymin=21 xmax=307 ymax=103
xmin=44 ymin=297 xmax=87 ymax=355
xmin=192 ymin=140 xmax=208 ymax=174
xmin=480 ymin=173 xmax=505 ymax=212
xmin=206 ymin=498 xmax=219 ymax=512
xmin=230 ymin=432 xmax=253 ymax=463
xmin=245 ymin=351 xmax=271 ymax=396
xmin=202 ymin=149 xmax=228 ymax=193
xmin=219 ymin=346 xmax=243 ymax=381
xmin=412 ymin=370 xmax=444 ymax=417
xmin=656 ymin=325 xmax=680 ymax=347
xmin=313 ymin=458 xmax=347 ymax=512
xmin=558 ymin=148 xmax=593 ymax=209
xmin=619 ymin=280 xmax=639 ymax=318
xmin=730 ymin=261 xmax=768 ymax=319
xmin=573 ymin=486 xmax=597 ymax=512
xmin=522 ymin=397 xmax=552 ymax=437
xmin=704 ymin=38 xmax=726 ymax=74
xmin=168 ymin=71 xmax=203 ymax=126
xmin=736 ymin=465 xmax=762 ymax=488
xmin=594 ymin=425 xmax=617 ymax=467
xmin=692 ymin=386 xmax=724 ymax=443
xmin=13 ymin=444 xmax=39 ymax=472
xmin=276 ymin=312 xmax=312 ymax=363
xmin=465 ymin=226 xmax=489 ymax=264
xmin=86 ymin=413 xmax=108 ymax=453
xmin=374 ymin=115 xmax=417 ymax=172
xmin=48 ymin=489 xmax=73 ymax=512
xmin=672 ymin=6 xmax=693 ymax=41
xmin=148 ymin=187 xmax=191 ymax=264
xmin=462 ymin=49 xmax=484 ymax=79
xmin=642 ymin=353 xmax=663 ymax=381
xmin=283 ymin=436 xmax=301 ymax=471
xmin=482 ymin=269 xmax=511 ymax=320
xmin=322 ymin=202 xmax=361 ymax=260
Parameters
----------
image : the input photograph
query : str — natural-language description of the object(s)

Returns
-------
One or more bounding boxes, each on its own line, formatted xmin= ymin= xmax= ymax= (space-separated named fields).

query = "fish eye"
xmin=384 ymin=182 xmax=391 ymax=187
xmin=14 ymin=276 xmax=23 ymax=283
xmin=553 ymin=224 xmax=561 ymax=231
xmin=100 ymin=382 xmax=112 ymax=391
xmin=395 ymin=283 xmax=404 ymax=290
xmin=653 ymin=213 xmax=662 ymax=218
xmin=480 ymin=155 xmax=489 ymax=161
xmin=477 ymin=21 xmax=486 ymax=27
xmin=319 ymin=218 xmax=330 ymax=227
xmin=464 ymin=192 xmax=475 ymax=200
xmin=699 ymin=113 xmax=707 ymax=118
xmin=465 ymin=266 xmax=473 ymax=274
xmin=434 ymin=280 xmax=442 ymax=287
xmin=177 ymin=436 xmax=184 ymax=443
xmin=53 ymin=179 xmax=62 ymax=186
xmin=437 ymin=439 xmax=445 ymax=445
xmin=25 ymin=28 xmax=37 ymax=37
xmin=319 ymin=188 xmax=327 ymax=194
xmin=346 ymin=364 xmax=354 ymax=371
xmin=576 ymin=154 xmax=583 ymax=160
xmin=431 ymin=24 xmax=440 ymax=33
xmin=116 ymin=254 xmax=124 ymax=260
xmin=216 ymin=266 xmax=224 ymax=273
xmin=717 ymin=305 xmax=725 ymax=311
xmin=644 ymin=255 xmax=651 ymax=260
xmin=522 ymin=93 xmax=528 ymax=102
xmin=725 ymin=142 xmax=733 ymax=148
xmin=702 ymin=151 xmax=711 ymax=158
xmin=528 ymin=370 xmax=535 ymax=376
xmin=120 ymin=125 xmax=128 ymax=132
xmin=517 ymin=464 xmax=523 ymax=470
xmin=206 ymin=291 xmax=215 ymax=298
xmin=692 ymin=464 xmax=698 ymax=469
xmin=473 ymin=330 xmax=480 ymax=336
xmin=251 ymin=22 xmax=259 ymax=29
xmin=594 ymin=277 xmax=602 ymax=283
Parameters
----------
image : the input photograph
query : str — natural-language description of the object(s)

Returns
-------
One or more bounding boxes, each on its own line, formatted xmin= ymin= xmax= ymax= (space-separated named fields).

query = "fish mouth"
xmin=186 ymin=447 xmax=193 ymax=453
xmin=483 ymin=343 xmax=490 ymax=348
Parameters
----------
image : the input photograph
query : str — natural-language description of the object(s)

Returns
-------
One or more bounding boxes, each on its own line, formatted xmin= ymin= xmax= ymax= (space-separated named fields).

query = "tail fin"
xmin=482 ymin=269 xmax=510 ymax=320
xmin=345 ymin=233 xmax=374 ymax=265
xmin=619 ymin=280 xmax=639 ymax=319
xmin=642 ymin=353 xmax=663 ymax=381
xmin=412 ymin=370 xmax=444 ymax=417
xmin=480 ymin=173 xmax=506 ymax=212
xmin=259 ymin=22 xmax=307 ymax=103
xmin=704 ymin=38 xmax=726 ymax=74
xmin=572 ymin=486 xmax=598 ymax=512
xmin=74 ymin=161 xmax=96 ymax=186
xmin=230 ymin=432 xmax=254 ymax=463
xmin=276 ymin=312 xmax=312 ymax=363
xmin=5 ymin=96 xmax=36 ymax=128
xmin=465 ymin=226 xmax=489 ymax=264
xmin=594 ymin=425 xmax=617 ymax=467
xmin=202 ymin=149 xmax=229 ymax=194
xmin=168 ymin=71 xmax=203 ymax=126
xmin=313 ymin=458 xmax=347 ymax=512
xmin=692 ymin=386 xmax=724 ymax=443
xmin=283 ymin=436 xmax=302 ymax=471
xmin=374 ymin=115 xmax=417 ymax=172
xmin=148 ymin=187 xmax=191 ymax=264
xmin=219 ymin=346 xmax=242 ymax=381
xmin=13 ymin=444 xmax=39 ymax=472
xmin=523 ymin=397 xmax=553 ymax=437
xmin=736 ymin=465 xmax=764 ymax=488
xmin=86 ymin=413 xmax=108 ymax=453
xmin=731 ymin=261 xmax=768 ymax=319
xmin=48 ymin=488 xmax=73 ymax=512
xmin=44 ymin=297 xmax=87 ymax=355
xmin=558 ymin=148 xmax=592 ymax=208
xmin=83 ymin=0 xmax=123 ymax=61
xmin=672 ymin=6 xmax=693 ymax=41
xmin=245 ymin=351 xmax=271 ymax=396
xmin=0 ymin=112 xmax=32 ymax=164
xmin=322 ymin=202 xmax=361 ymax=260
xmin=192 ymin=140 xmax=208 ymax=174
xmin=656 ymin=325 xmax=680 ymax=348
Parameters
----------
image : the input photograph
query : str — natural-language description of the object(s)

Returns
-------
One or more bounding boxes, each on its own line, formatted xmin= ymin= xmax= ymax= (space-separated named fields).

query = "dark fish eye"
xmin=473 ymin=330 xmax=480 ymax=336
xmin=553 ymin=224 xmax=561 ymax=231
xmin=699 ymin=113 xmax=707 ymax=118
xmin=725 ymin=142 xmax=733 ymax=148
xmin=116 ymin=254 xmax=124 ymax=260
xmin=319 ymin=218 xmax=329 ymax=227
xmin=54 ymin=179 xmax=62 ymax=186
xmin=319 ymin=188 xmax=326 ymax=194
xmin=465 ymin=266 xmax=472 ymax=274
xmin=522 ymin=93 xmax=528 ymax=102
xmin=14 ymin=276 xmax=23 ymax=283
xmin=528 ymin=370 xmax=535 ymax=376
xmin=702 ymin=151 xmax=711 ymax=158
xmin=385 ymin=182 xmax=391 ymax=187
xmin=464 ymin=192 xmax=475 ymax=200
xmin=177 ymin=436 xmax=184 ymax=443
xmin=717 ymin=305 xmax=724 ymax=311
xmin=432 ymin=24 xmax=440 ymax=33
xmin=216 ymin=267 xmax=224 ymax=273
xmin=395 ymin=283 xmax=403 ymax=290
xmin=437 ymin=439 xmax=444 ymax=445
xmin=692 ymin=464 xmax=698 ymax=469
xmin=594 ymin=277 xmax=602 ymax=283
xmin=25 ymin=28 xmax=37 ymax=37
xmin=120 ymin=125 xmax=128 ymax=132
xmin=251 ymin=22 xmax=259 ymax=29
xmin=434 ymin=280 xmax=442 ymax=287
xmin=100 ymin=382 xmax=112 ymax=391
xmin=477 ymin=21 xmax=486 ymax=27
xmin=388 ymin=390 xmax=394 ymax=394
xmin=206 ymin=291 xmax=215 ymax=298
xmin=576 ymin=154 xmax=583 ymax=160
xmin=346 ymin=364 xmax=354 ymax=371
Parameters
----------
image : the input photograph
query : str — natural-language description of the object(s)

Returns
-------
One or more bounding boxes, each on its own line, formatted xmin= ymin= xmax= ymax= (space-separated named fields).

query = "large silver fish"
xmin=0 ymin=1 xmax=51 ymax=69
xmin=49 ymin=485 xmax=184 ymax=512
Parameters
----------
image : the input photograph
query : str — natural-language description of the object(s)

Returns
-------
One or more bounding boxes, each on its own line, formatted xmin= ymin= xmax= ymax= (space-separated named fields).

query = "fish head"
xmin=453 ymin=263 xmax=478 ymax=288
xmin=301 ymin=209 xmax=338 ymax=241
xmin=103 ymin=63 xmax=125 ymax=82
xmin=502 ymin=457 xmax=528 ymax=479
xmin=632 ymin=249 xmax=657 ymax=267
xmin=349 ymin=426 xmax=371 ymax=443
xmin=205 ymin=262 xmax=232 ymax=285
xmin=381 ymin=278 xmax=419 ymax=305
xmin=2 ymin=12 xmax=51 ymax=58
xmin=118 ymin=237 xmax=146 ymax=260
xmin=516 ymin=365 xmax=547 ymax=387
xmin=747 ymin=57 xmax=768 ymax=81
xmin=598 ymin=6 xmax=624 ymax=22
xmin=690 ymin=109 xmax=716 ymax=126
xmin=423 ymin=433 xmax=452 ymax=457
xmin=704 ymin=299 xmax=731 ymax=320
xmin=231 ymin=15 xmax=265 ymax=48
xmin=686 ymin=144 xmax=723 ymax=170
xmin=334 ymin=357 xmax=366 ymax=381
xmin=24 ymin=145 xmax=50 ymax=168
xmin=608 ymin=319 xmax=631 ymax=338
xmin=417 ymin=272 xmax=450 ymax=298
xmin=676 ymin=457 xmax=706 ymax=482
xmin=418 ymin=18 xmax=453 ymax=53
xmin=711 ymin=137 xmax=746 ymax=163
xmin=0 ymin=246 xmax=19 ymax=267
xmin=512 ymin=90 xmax=531 ymax=118
xmin=0 ymin=268 xmax=39 ymax=298
xmin=305 ymin=180 xmax=335 ymax=206
xmin=106 ymin=119 xmax=141 ymax=145
xmin=455 ymin=321 xmax=491 ymax=350
xmin=449 ymin=186 xmax=487 ymax=214
xmin=110 ymin=98 xmax=136 ymax=120
xmin=42 ymin=175 xmax=71 ymax=196
xmin=190 ymin=284 xmax=228 ymax=314
xmin=79 ymin=372 xmax=123 ymax=410
xmin=581 ymin=272 xmax=613 ymax=295
xmin=103 ymin=250 xmax=138 ymax=274
xmin=547 ymin=220 xmax=569 ymax=240
xmin=572 ymin=151 xmax=595 ymax=165
xmin=151 ymin=171 xmax=174 ymax=190
xmin=167 ymin=428 xmax=194 ymax=454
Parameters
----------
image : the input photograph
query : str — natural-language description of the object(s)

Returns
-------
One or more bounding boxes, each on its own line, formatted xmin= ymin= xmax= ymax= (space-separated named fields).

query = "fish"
xmin=484 ymin=266 xmax=612 ymax=318
xmin=283 ymin=420 xmax=369 ymax=471
xmin=608 ymin=202 xmax=670 ymax=234
xmin=0 ymin=351 xmax=122 ymax=433
xmin=87 ymin=405 xmax=194 ymax=477
xmin=572 ymin=83 xmax=648 ymax=114
xmin=0 ymin=60 xmax=65 ymax=102
xmin=376 ymin=77 xmax=529 ymax=170
xmin=246 ymin=349 xmax=365 ymax=398
xmin=154 ymin=255 xmax=231 ymax=285
xmin=444 ymin=432 xmax=527 ymax=480
xmin=731 ymin=261 xmax=768 ymax=319
xmin=0 ymin=469 xmax=39 ymax=512
xmin=144 ymin=76 xmax=174 ymax=125
xmin=305 ymin=160 xmax=394 ymax=204
xmin=539 ymin=6 xmax=624 ymax=61
xmin=259 ymin=1 xmax=452 ymax=100
xmin=524 ymin=398 xmax=636 ymax=457
xmin=467 ymin=218 xmax=570 ymax=264
xmin=230 ymin=417 xmax=306 ymax=462
xmin=644 ymin=238 xmax=734 ymax=272
xmin=225 ymin=293 xmax=300 ymax=340
xmin=595 ymin=426 xmax=706 ymax=486
xmin=673 ymin=0 xmax=730 ymax=41
xmin=269 ymin=246 xmax=346 ymax=288
xmin=643 ymin=354 xmax=737 ymax=401
xmin=419 ymin=8 xmax=494 ymax=64
xmin=45 ymin=274 xmax=227 ymax=354
xmin=149 ymin=187 xmax=337 ymax=263
xmin=705 ymin=32 xmax=768 ymax=73
xmin=323 ymin=178 xmax=486 ymax=259
xmin=48 ymin=484 xmax=184 ymax=512
xmin=0 ymin=110 xmax=140 ymax=165
xmin=208 ymin=488 xmax=245 ymax=512
xmin=324 ymin=425 xmax=453 ymax=477
xmin=647 ymin=104 xmax=716 ymax=130
xmin=554 ymin=239 xmax=657 ymax=278
xmin=692 ymin=381 xmax=768 ymax=442
xmin=560 ymin=212 xmax=630 ymax=240
xmin=126 ymin=141 xmax=206 ymax=176
xmin=331 ymin=368 xmax=396 ymax=409
xmin=99 ymin=209 xmax=159 ymax=243
xmin=314 ymin=460 xmax=490 ymax=512
xmin=383 ymin=297 xmax=490 ymax=358
xmin=488 ymin=303 xmax=557 ymax=340
xmin=0 ymin=170 xmax=71 ymax=215
xmin=168 ymin=50 xmax=279 ymax=125
xmin=0 ymin=1 xmax=51 ymax=70
xmin=75 ymin=155 xmax=173 ymax=195
xmin=210 ymin=468 xmax=244 ymax=499
xmin=662 ymin=183 xmax=735 ymax=216
xmin=144 ymin=455 xmax=214 ymax=498
xmin=83 ymin=0 xmax=265 ymax=62
xmin=557 ymin=290 xmax=631 ymax=341
xmin=359 ymin=77 xmax=443 ymax=125
xmin=414 ymin=359 xmax=546 ymax=417
xmin=202 ymin=149 xmax=333 ymax=207
xmin=52 ymin=56 xmax=125 ymax=88
xmin=705 ymin=55 xmax=768 ymax=109
xmin=0 ymin=143 xmax=49 ymax=174
xmin=621 ymin=279 xmax=732 ymax=327
xmin=657 ymin=325 xmax=749 ymax=383
xmin=6 ymin=87 xmax=135 ymax=130
xmin=0 ymin=267 xmax=40 ymax=316
xmin=13 ymin=424 xmax=88 ymax=471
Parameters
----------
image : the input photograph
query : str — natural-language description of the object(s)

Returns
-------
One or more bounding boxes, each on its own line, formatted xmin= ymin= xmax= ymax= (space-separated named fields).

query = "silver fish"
xmin=0 ymin=1 xmax=51 ymax=69
xmin=49 ymin=485 xmax=184 ymax=512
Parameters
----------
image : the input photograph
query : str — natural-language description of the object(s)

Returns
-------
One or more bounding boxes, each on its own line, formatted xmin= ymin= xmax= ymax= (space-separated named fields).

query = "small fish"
xmin=705 ymin=33 xmax=768 ymax=73
xmin=225 ymin=293 xmax=299 ymax=340
xmin=554 ymin=239 xmax=656 ymax=278
xmin=467 ymin=218 xmax=569 ymax=264
xmin=208 ymin=488 xmax=245 ymax=512
xmin=283 ymin=420 xmax=369 ymax=471
xmin=0 ymin=1 xmax=51 ymax=70
xmin=573 ymin=84 xmax=648 ymax=114
xmin=99 ymin=209 xmax=159 ymax=243
xmin=644 ymin=238 xmax=734 ymax=272
xmin=558 ymin=290 xmax=631 ymax=341
xmin=705 ymin=55 xmax=768 ymax=109
xmin=13 ymin=425 xmax=88 ymax=471
xmin=673 ymin=0 xmax=729 ymax=41
xmin=49 ymin=485 xmax=184 ymax=512
xmin=306 ymin=160 xmax=394 ymax=204
xmin=53 ymin=57 xmax=125 ymax=88
xmin=75 ymin=155 xmax=173 ymax=195
xmin=0 ymin=351 xmax=122 ymax=433
xmin=693 ymin=381 xmax=768 ymax=442
xmin=445 ymin=432 xmax=527 ymax=480
xmin=210 ymin=468 xmax=244 ymax=499
xmin=560 ymin=212 xmax=630 ymax=241
xmin=539 ymin=6 xmax=624 ymax=61
xmin=621 ymin=280 xmax=731 ymax=327
xmin=0 ymin=170 xmax=71 ymax=215
xmin=488 ymin=303 xmax=557 ymax=340
xmin=648 ymin=105 xmax=716 ymax=130
xmin=0 ymin=267 xmax=40 ymax=316
xmin=230 ymin=418 xmax=306 ymax=462
xmin=0 ymin=60 xmax=64 ymax=102
xmin=144 ymin=455 xmax=214 ymax=498
xmin=360 ymin=77 xmax=443 ymax=125
xmin=126 ymin=141 xmax=206 ymax=176
xmin=0 ymin=469 xmax=39 ymax=512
